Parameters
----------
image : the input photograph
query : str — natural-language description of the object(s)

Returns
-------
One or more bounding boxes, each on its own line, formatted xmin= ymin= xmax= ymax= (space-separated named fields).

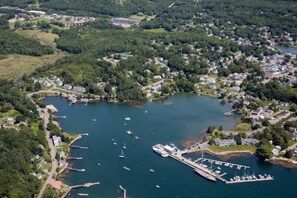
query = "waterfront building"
xmin=52 ymin=135 xmax=62 ymax=147
xmin=213 ymin=139 xmax=237 ymax=147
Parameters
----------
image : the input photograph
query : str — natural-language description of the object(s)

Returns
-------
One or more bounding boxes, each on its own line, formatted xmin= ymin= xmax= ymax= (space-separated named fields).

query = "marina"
xmin=44 ymin=95 xmax=297 ymax=198
xmin=152 ymin=143 xmax=274 ymax=184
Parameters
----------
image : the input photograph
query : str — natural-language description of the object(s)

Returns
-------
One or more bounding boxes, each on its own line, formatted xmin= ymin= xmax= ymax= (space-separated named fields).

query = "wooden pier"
xmin=67 ymin=157 xmax=83 ymax=160
xmin=71 ymin=182 xmax=100 ymax=189
xmin=66 ymin=167 xmax=86 ymax=172
xmin=70 ymin=145 xmax=88 ymax=149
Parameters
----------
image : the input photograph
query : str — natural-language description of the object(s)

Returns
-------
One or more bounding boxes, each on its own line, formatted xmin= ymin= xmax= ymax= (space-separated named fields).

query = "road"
xmin=37 ymin=107 xmax=58 ymax=198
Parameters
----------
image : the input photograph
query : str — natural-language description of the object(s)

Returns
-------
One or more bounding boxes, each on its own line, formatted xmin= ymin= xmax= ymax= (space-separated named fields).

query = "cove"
xmin=44 ymin=94 xmax=297 ymax=198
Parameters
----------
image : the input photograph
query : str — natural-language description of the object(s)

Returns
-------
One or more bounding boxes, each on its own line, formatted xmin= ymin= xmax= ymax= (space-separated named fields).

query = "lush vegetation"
xmin=0 ymin=30 xmax=54 ymax=56
xmin=0 ymin=80 xmax=47 ymax=197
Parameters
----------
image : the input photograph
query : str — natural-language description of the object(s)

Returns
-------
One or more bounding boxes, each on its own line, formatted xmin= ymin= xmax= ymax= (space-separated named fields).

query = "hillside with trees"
xmin=0 ymin=80 xmax=47 ymax=197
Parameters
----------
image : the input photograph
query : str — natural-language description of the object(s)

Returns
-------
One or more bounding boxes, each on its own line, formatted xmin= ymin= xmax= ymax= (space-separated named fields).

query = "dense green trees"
xmin=0 ymin=80 xmax=47 ymax=197
xmin=0 ymin=30 xmax=54 ymax=56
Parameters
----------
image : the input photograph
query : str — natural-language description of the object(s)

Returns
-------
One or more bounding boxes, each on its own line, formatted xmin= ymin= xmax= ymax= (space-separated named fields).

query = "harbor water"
xmin=44 ymin=94 xmax=297 ymax=198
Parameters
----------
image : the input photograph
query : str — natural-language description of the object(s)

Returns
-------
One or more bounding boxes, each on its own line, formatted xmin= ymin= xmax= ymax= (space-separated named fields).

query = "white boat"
xmin=217 ymin=167 xmax=221 ymax=170
xmin=93 ymin=119 xmax=96 ymax=122
xmin=127 ymin=130 xmax=133 ymax=135
xmin=215 ymin=170 xmax=221 ymax=174
xmin=156 ymin=185 xmax=160 ymax=189
xmin=113 ymin=142 xmax=118 ymax=145
xmin=123 ymin=142 xmax=126 ymax=150
xmin=119 ymin=149 xmax=125 ymax=158
xmin=149 ymin=169 xmax=155 ymax=173
xmin=135 ymin=136 xmax=140 ymax=140
xmin=97 ymin=163 xmax=101 ymax=166
xmin=152 ymin=144 xmax=169 ymax=157
xmin=145 ymin=110 xmax=148 ymax=114
xmin=224 ymin=163 xmax=229 ymax=167
xmin=125 ymin=117 xmax=131 ymax=121
xmin=123 ymin=166 xmax=130 ymax=171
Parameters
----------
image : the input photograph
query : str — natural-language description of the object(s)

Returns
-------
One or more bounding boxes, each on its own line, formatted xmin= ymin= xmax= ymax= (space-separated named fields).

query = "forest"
xmin=0 ymin=80 xmax=47 ymax=197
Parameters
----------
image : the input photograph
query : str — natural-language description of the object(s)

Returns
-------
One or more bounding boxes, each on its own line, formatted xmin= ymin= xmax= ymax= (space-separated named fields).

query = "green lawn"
xmin=208 ymin=145 xmax=257 ymax=153
xmin=233 ymin=122 xmax=252 ymax=132
xmin=144 ymin=28 xmax=167 ymax=33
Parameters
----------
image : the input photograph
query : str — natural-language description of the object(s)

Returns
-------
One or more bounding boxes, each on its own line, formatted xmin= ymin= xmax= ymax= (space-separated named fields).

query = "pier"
xmin=226 ymin=177 xmax=273 ymax=184
xmin=66 ymin=167 xmax=86 ymax=172
xmin=71 ymin=182 xmax=100 ymax=189
xmin=54 ymin=115 xmax=67 ymax=119
xmin=67 ymin=157 xmax=83 ymax=160
xmin=70 ymin=145 xmax=88 ymax=149
xmin=153 ymin=144 xmax=274 ymax=184
xmin=195 ymin=157 xmax=250 ymax=170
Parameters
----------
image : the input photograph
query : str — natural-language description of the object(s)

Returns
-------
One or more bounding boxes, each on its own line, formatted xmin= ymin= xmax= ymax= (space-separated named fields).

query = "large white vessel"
xmin=152 ymin=144 xmax=169 ymax=157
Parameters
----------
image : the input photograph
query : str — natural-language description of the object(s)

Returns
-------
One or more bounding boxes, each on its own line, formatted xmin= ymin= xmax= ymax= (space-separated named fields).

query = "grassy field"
xmin=0 ymin=52 xmax=66 ymax=80
xmin=233 ymin=122 xmax=252 ymax=132
xmin=15 ymin=30 xmax=59 ymax=46
xmin=144 ymin=28 xmax=167 ymax=33
xmin=208 ymin=145 xmax=257 ymax=153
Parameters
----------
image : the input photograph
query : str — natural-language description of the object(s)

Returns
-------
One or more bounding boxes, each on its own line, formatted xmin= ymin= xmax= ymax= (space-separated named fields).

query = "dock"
xmin=67 ymin=157 xmax=83 ymax=160
xmin=70 ymin=145 xmax=88 ymax=149
xmin=71 ymin=182 xmax=100 ymax=189
xmin=195 ymin=157 xmax=250 ymax=169
xmin=226 ymin=177 xmax=273 ymax=184
xmin=66 ymin=167 xmax=86 ymax=172
xmin=54 ymin=115 xmax=67 ymax=119
xmin=153 ymin=144 xmax=273 ymax=184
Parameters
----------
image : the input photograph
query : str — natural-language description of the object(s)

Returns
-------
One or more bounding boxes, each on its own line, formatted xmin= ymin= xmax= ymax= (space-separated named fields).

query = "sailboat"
xmin=123 ymin=142 xmax=126 ymax=150
xmin=119 ymin=149 xmax=125 ymax=158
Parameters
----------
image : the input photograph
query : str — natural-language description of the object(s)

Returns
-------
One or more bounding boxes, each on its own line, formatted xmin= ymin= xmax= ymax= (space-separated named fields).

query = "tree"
xmin=256 ymin=144 xmax=273 ymax=159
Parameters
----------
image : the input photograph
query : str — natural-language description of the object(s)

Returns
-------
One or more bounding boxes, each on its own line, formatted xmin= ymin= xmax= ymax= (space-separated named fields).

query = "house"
xmin=63 ymin=84 xmax=72 ymax=90
xmin=72 ymin=86 xmax=86 ymax=93
xmin=31 ymin=155 xmax=40 ymax=162
xmin=119 ymin=53 xmax=132 ymax=59
xmin=241 ymin=138 xmax=260 ymax=146
xmin=59 ymin=151 xmax=65 ymax=159
xmin=37 ymin=159 xmax=46 ymax=169
xmin=3 ymin=117 xmax=14 ymax=125
xmin=213 ymin=139 xmax=237 ymax=147
xmin=288 ymin=127 xmax=297 ymax=133
xmin=51 ymin=180 xmax=62 ymax=191
xmin=17 ymin=13 xmax=29 ymax=20
xmin=112 ymin=18 xmax=141 ymax=28
xmin=52 ymin=135 xmax=62 ymax=147
xmin=46 ymin=104 xmax=58 ymax=113
xmin=251 ymin=108 xmax=263 ymax=116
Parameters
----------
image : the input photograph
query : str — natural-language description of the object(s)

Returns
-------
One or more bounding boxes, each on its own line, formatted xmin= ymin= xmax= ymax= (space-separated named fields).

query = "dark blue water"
xmin=44 ymin=94 xmax=297 ymax=198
